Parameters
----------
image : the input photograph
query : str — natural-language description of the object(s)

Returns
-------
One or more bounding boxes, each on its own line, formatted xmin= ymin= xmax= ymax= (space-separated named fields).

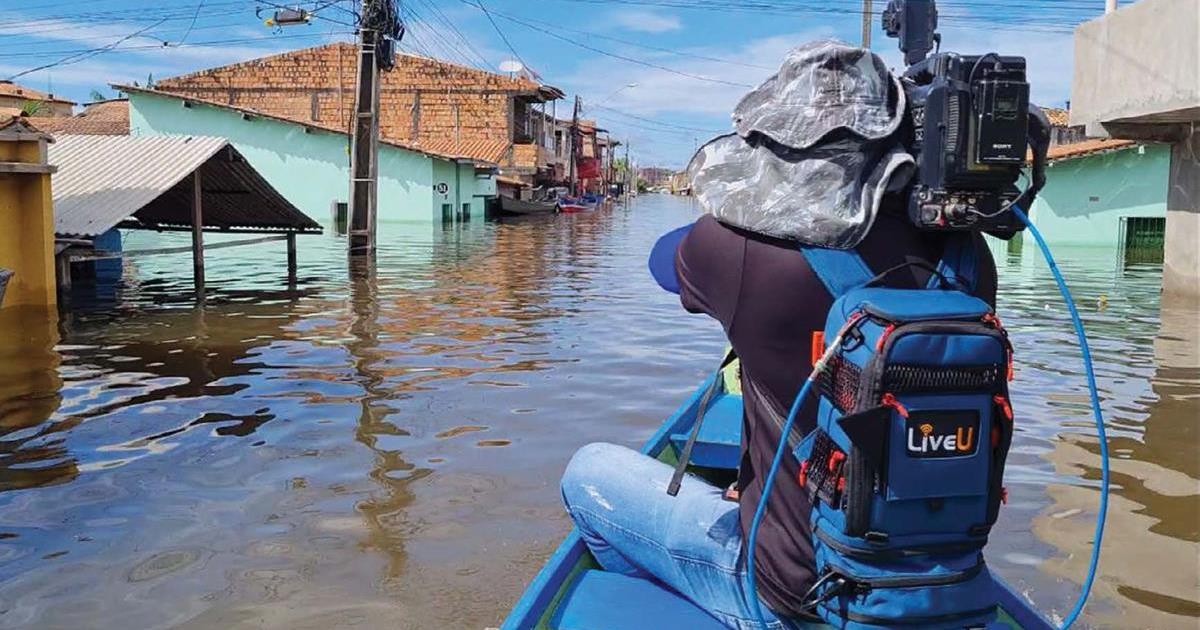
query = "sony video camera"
xmin=883 ymin=0 xmax=1048 ymax=236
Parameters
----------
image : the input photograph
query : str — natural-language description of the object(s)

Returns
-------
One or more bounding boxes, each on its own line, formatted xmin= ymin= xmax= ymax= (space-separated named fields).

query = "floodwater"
xmin=0 ymin=194 xmax=1195 ymax=629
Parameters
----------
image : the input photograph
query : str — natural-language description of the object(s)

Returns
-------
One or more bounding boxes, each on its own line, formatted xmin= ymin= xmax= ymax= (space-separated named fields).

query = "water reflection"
xmin=0 ymin=198 xmax=1194 ymax=629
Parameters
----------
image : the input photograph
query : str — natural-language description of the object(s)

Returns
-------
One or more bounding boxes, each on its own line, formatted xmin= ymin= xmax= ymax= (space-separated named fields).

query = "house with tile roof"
xmin=1013 ymin=138 xmax=1170 ymax=256
xmin=0 ymin=81 xmax=75 ymax=118
xmin=29 ymin=100 xmax=130 ymax=136
xmin=147 ymin=43 xmax=563 ymax=185
xmin=122 ymin=80 xmax=497 ymax=225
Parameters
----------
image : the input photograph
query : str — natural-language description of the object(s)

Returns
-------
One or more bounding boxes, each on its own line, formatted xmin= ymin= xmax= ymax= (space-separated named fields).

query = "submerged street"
xmin=0 ymin=194 xmax=1194 ymax=629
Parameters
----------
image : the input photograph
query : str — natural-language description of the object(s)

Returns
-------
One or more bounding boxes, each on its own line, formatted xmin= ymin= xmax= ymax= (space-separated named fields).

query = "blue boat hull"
xmin=502 ymin=376 xmax=1055 ymax=630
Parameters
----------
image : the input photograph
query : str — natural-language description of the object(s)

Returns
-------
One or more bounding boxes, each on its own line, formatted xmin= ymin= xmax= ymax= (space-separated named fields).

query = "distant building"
xmin=122 ymin=84 xmax=495 ymax=225
xmin=149 ymin=43 xmax=563 ymax=185
xmin=1042 ymin=107 xmax=1087 ymax=147
xmin=638 ymin=167 xmax=673 ymax=189
xmin=29 ymin=99 xmax=129 ymax=136
xmin=0 ymin=81 xmax=75 ymax=118
xmin=1021 ymin=139 xmax=1169 ymax=256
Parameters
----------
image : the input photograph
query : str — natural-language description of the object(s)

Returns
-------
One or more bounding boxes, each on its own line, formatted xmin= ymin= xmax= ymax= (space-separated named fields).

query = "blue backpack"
xmin=792 ymin=236 xmax=1014 ymax=629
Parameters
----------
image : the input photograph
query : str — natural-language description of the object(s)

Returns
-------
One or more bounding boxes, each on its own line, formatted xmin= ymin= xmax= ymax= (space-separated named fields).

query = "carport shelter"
xmin=48 ymin=134 xmax=321 ymax=296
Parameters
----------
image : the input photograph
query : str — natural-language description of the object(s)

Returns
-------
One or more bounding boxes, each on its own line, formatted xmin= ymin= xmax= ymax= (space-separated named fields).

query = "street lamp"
xmin=593 ymin=83 xmax=638 ymax=108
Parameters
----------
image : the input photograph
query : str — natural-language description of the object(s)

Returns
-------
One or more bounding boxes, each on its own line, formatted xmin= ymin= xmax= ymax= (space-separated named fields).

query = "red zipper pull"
xmin=828 ymin=450 xmax=846 ymax=473
xmin=993 ymin=394 xmax=1014 ymax=422
xmin=881 ymin=393 xmax=909 ymax=418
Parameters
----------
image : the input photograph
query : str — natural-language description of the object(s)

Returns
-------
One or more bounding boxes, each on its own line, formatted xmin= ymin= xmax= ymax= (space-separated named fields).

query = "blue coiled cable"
xmin=745 ymin=206 xmax=1109 ymax=630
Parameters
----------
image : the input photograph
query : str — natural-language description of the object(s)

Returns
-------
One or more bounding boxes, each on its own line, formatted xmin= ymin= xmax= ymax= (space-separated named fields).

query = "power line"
xmin=469 ymin=0 xmax=529 ymax=70
xmin=589 ymin=103 xmax=727 ymax=134
xmin=0 ymin=31 xmax=353 ymax=60
xmin=176 ymin=0 xmax=207 ymax=45
xmin=473 ymin=4 xmax=753 ymax=87
xmin=6 ymin=19 xmax=169 ymax=81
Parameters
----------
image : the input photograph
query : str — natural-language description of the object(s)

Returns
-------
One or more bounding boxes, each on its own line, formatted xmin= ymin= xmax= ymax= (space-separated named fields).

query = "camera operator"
xmin=559 ymin=40 xmax=999 ymax=629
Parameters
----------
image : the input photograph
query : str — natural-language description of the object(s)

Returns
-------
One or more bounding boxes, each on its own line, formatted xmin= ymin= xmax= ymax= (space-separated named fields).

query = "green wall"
xmin=1026 ymin=144 xmax=1169 ymax=247
xmin=128 ymin=92 xmax=491 ymax=225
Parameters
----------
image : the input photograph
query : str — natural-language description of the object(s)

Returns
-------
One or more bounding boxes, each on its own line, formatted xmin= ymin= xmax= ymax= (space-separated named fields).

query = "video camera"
xmin=883 ymin=0 xmax=1048 ymax=236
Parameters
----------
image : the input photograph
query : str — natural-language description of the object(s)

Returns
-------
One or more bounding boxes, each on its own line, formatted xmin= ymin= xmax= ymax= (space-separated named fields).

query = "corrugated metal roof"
xmin=48 ymin=134 xmax=321 ymax=237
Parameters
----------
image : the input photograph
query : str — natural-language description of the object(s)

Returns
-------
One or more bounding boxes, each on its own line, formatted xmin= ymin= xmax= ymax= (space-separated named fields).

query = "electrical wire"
xmin=5 ymin=18 xmax=168 ymax=81
xmin=470 ymin=4 xmax=752 ymax=87
xmin=471 ymin=0 xmax=529 ymax=71
xmin=1011 ymin=205 xmax=1109 ymax=630
xmin=176 ymin=0 xmax=207 ymax=45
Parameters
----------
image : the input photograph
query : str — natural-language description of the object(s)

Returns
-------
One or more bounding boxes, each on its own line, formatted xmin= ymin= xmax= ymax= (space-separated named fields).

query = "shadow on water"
xmin=0 ymin=197 xmax=1194 ymax=629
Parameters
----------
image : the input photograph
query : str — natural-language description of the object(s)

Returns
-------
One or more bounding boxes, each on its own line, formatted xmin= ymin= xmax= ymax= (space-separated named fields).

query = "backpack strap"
xmin=931 ymin=233 xmax=980 ymax=293
xmin=800 ymin=247 xmax=876 ymax=299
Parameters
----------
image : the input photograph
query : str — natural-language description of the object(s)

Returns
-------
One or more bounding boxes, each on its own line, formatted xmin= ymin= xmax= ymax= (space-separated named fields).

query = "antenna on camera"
xmin=882 ymin=0 xmax=941 ymax=66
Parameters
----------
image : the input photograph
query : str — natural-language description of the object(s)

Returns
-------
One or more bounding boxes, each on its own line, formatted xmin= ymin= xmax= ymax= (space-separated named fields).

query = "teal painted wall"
xmin=1026 ymin=144 xmax=1169 ymax=248
xmin=128 ymin=92 xmax=492 ymax=225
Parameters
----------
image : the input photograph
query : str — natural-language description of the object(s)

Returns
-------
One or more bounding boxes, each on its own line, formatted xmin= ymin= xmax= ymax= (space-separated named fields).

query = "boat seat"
xmin=668 ymin=393 xmax=742 ymax=470
xmin=552 ymin=570 xmax=728 ymax=630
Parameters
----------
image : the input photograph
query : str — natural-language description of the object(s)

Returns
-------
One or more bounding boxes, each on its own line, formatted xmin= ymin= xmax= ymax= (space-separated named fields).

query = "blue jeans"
xmin=560 ymin=442 xmax=800 ymax=630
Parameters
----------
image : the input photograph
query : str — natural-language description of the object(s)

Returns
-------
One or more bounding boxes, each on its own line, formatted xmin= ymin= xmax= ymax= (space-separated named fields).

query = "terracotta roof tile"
xmin=30 ymin=100 xmax=129 ymax=136
xmin=1042 ymin=107 xmax=1071 ymax=127
xmin=1046 ymin=138 xmax=1137 ymax=162
xmin=420 ymin=138 xmax=511 ymax=164
xmin=0 ymin=80 xmax=76 ymax=105
xmin=148 ymin=43 xmax=561 ymax=169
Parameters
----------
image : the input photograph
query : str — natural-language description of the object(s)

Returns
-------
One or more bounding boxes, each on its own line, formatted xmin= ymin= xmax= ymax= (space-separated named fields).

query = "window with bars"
xmin=1119 ymin=216 xmax=1165 ymax=264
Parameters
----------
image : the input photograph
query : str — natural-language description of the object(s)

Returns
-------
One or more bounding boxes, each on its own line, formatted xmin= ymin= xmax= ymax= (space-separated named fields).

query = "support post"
xmin=862 ymin=0 xmax=873 ymax=48
xmin=568 ymin=95 xmax=580 ymax=197
xmin=1163 ymin=129 xmax=1199 ymax=305
xmin=349 ymin=0 xmax=383 ymax=257
xmin=191 ymin=169 xmax=205 ymax=299
xmin=56 ymin=255 xmax=72 ymax=293
xmin=1106 ymin=0 xmax=1118 ymax=13
xmin=286 ymin=232 xmax=298 ymax=285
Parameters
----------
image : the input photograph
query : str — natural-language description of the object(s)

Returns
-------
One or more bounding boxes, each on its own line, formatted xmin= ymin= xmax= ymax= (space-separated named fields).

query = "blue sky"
xmin=0 ymin=0 xmax=1108 ymax=167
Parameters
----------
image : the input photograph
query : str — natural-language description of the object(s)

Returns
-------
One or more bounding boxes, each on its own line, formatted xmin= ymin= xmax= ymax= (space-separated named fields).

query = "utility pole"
xmin=348 ymin=0 xmax=401 ymax=258
xmin=861 ymin=0 xmax=873 ymax=48
xmin=568 ymin=95 xmax=580 ymax=197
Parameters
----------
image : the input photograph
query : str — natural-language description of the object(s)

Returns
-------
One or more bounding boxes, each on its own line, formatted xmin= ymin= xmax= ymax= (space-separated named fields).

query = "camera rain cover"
xmin=687 ymin=40 xmax=914 ymax=249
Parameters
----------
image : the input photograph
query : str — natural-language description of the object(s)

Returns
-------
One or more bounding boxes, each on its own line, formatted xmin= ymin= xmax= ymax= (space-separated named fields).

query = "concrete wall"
xmin=128 ymin=92 xmax=489 ymax=225
xmin=1070 ymin=0 xmax=1200 ymax=132
xmin=0 ymin=137 xmax=56 ymax=307
xmin=1027 ymin=144 xmax=1170 ymax=247
xmin=1163 ymin=131 xmax=1199 ymax=304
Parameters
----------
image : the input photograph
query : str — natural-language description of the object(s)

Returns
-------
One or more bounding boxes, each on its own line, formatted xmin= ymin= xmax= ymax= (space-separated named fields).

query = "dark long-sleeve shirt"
xmin=675 ymin=211 xmax=997 ymax=618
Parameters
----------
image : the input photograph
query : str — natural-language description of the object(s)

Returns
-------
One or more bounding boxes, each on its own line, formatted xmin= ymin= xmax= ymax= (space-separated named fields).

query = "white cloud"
xmin=611 ymin=9 xmax=683 ymax=34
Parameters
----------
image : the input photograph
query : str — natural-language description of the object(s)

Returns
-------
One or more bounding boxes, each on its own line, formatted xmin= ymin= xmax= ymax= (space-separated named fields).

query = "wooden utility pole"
xmin=348 ymin=0 xmax=387 ymax=257
xmin=568 ymin=95 xmax=580 ymax=197
xmin=861 ymin=0 xmax=873 ymax=48
xmin=191 ymin=169 xmax=205 ymax=299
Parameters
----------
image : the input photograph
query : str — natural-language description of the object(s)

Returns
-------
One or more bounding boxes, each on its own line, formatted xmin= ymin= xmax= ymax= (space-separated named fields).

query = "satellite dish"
xmin=498 ymin=59 xmax=524 ymax=74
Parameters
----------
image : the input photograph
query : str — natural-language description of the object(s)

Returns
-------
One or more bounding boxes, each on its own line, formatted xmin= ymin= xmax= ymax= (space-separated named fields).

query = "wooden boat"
xmin=499 ymin=196 xmax=559 ymax=216
xmin=556 ymin=197 xmax=595 ymax=214
xmin=502 ymin=374 xmax=1056 ymax=630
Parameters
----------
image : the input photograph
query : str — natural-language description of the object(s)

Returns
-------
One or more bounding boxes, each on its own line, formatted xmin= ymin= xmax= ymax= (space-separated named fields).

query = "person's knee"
xmin=560 ymin=442 xmax=627 ymax=511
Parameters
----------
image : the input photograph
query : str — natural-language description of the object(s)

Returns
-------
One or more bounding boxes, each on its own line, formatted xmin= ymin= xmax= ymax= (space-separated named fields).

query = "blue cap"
xmin=647 ymin=222 xmax=695 ymax=295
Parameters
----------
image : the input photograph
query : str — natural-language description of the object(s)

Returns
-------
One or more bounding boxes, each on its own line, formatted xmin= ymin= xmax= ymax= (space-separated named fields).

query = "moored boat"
xmin=499 ymin=196 xmax=559 ymax=216
xmin=501 ymin=375 xmax=1056 ymax=630
xmin=556 ymin=197 xmax=596 ymax=214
